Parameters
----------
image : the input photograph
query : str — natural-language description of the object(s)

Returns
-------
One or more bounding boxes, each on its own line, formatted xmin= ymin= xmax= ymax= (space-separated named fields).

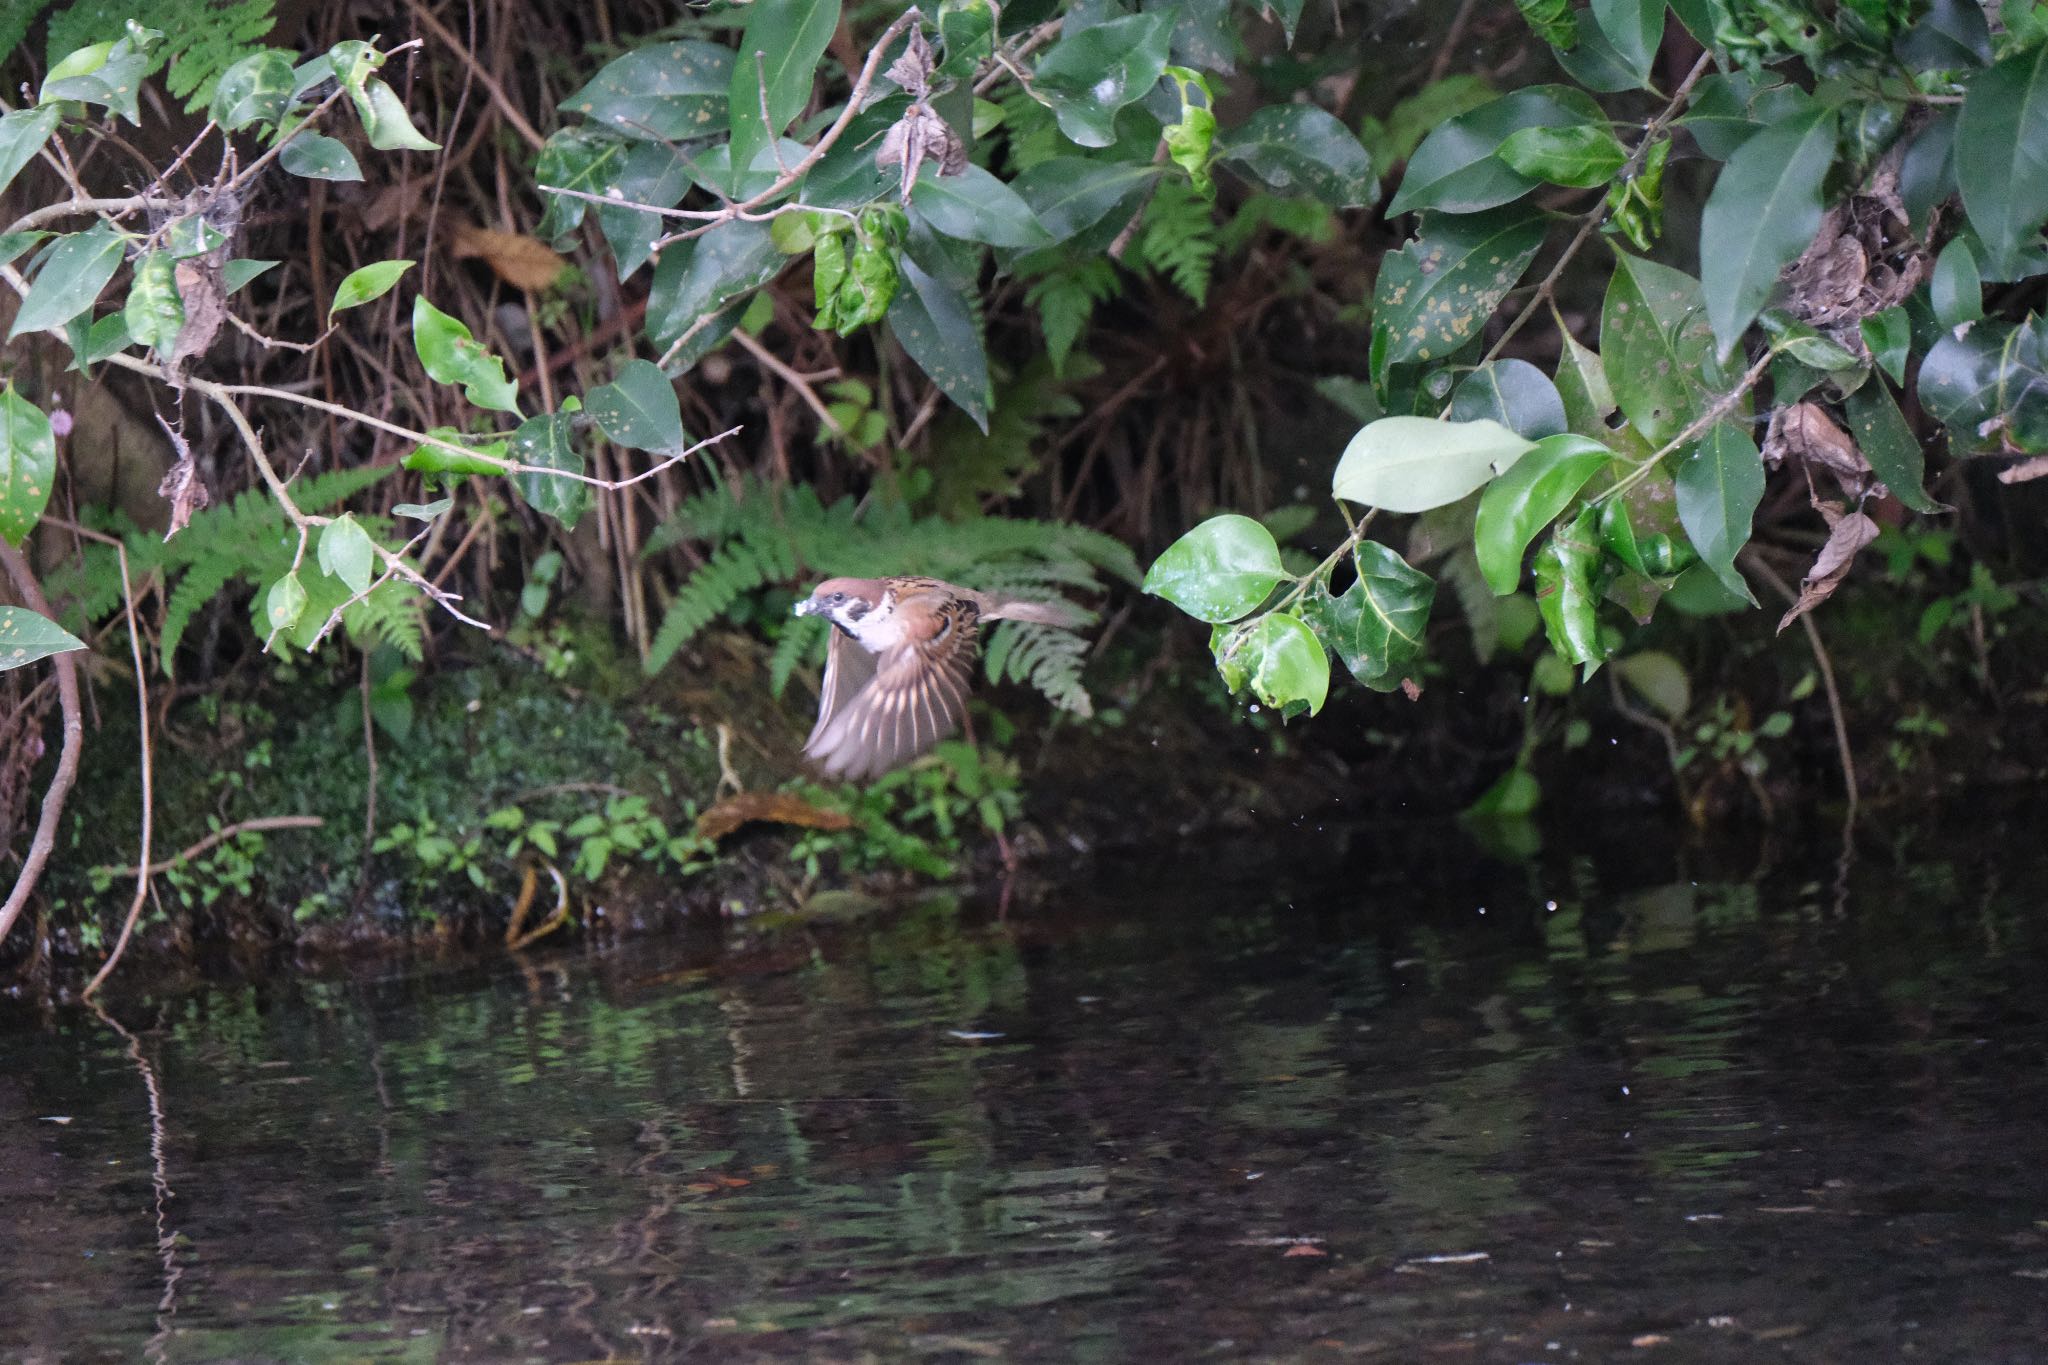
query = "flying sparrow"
xmin=793 ymin=575 xmax=1082 ymax=780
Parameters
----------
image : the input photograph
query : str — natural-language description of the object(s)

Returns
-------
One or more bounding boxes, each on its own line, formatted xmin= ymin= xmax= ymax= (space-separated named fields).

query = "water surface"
xmin=6 ymin=822 xmax=2048 ymax=1362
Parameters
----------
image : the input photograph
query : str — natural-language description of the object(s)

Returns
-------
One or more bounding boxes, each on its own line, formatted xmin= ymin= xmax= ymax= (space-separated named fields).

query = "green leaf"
xmin=560 ymin=41 xmax=733 ymax=141
xmin=330 ymin=259 xmax=414 ymax=315
xmin=0 ymin=606 xmax=87 ymax=670
xmin=279 ymin=133 xmax=363 ymax=182
xmin=1556 ymin=329 xmax=1618 ymax=436
xmin=586 ymin=358 xmax=686 ymax=453
xmin=0 ymin=384 xmax=56 ymax=546
xmin=1700 ymin=107 xmax=1837 ymax=361
xmin=1930 ymin=235 xmax=1983 ymax=328
xmin=224 ymin=259 xmax=280 ymax=293
xmin=1474 ymin=432 xmax=1612 ymax=594
xmin=1302 ymin=540 xmax=1435 ymax=688
xmin=1601 ymin=252 xmax=1720 ymax=444
xmin=1898 ymin=109 xmax=1957 ymax=234
xmin=887 ymin=255 xmax=990 ymax=431
xmin=513 ymin=410 xmax=589 ymax=528
xmin=40 ymin=30 xmax=151 ymax=122
xmin=1917 ymin=321 xmax=2041 ymax=445
xmin=1861 ymin=306 xmax=1910 ymax=386
xmin=1143 ymin=513 xmax=1284 ymax=623
xmin=1496 ymin=122 xmax=1627 ymax=187
xmin=317 ymin=514 xmax=376 ymax=595
xmin=1012 ymin=157 xmax=1160 ymax=242
xmin=356 ymin=78 xmax=440 ymax=151
xmin=1214 ymin=104 xmax=1377 ymax=207
xmin=598 ymin=141 xmax=694 ymax=277
xmin=1370 ymin=207 xmax=1546 ymax=376
xmin=1032 ymin=11 xmax=1176 ymax=148
xmin=411 ymin=296 xmax=520 ymax=414
xmin=1534 ymin=509 xmax=1609 ymax=668
xmin=729 ymin=0 xmax=841 ymax=176
xmin=1587 ymin=0 xmax=1664 ymax=85
xmin=122 ymin=251 xmax=183 ymax=353
xmin=1674 ymin=421 xmax=1762 ymax=605
xmin=533 ymin=127 xmax=630 ymax=241
xmin=1449 ymin=358 xmax=1568 ymax=438
xmin=1954 ymin=44 xmax=2048 ymax=276
xmin=1896 ymin=0 xmax=1992 ymax=69
xmin=1611 ymin=648 xmax=1691 ymax=720
xmin=209 ymin=50 xmax=294 ymax=132
xmin=1240 ymin=612 xmax=1329 ymax=715
xmin=1333 ymin=416 xmax=1536 ymax=513
xmin=910 ymin=164 xmax=1052 ymax=247
xmin=63 ymin=312 xmax=130 ymax=371
xmin=0 ymin=106 xmax=58 ymax=201
xmin=1387 ymin=85 xmax=1604 ymax=214
xmin=1841 ymin=380 xmax=1944 ymax=513
xmin=394 ymin=497 xmax=454 ymax=521
xmin=1677 ymin=72 xmax=1763 ymax=160
xmin=11 ymin=225 xmax=126 ymax=338
xmin=265 ymin=571 xmax=309 ymax=638
xmin=644 ymin=221 xmax=781 ymax=364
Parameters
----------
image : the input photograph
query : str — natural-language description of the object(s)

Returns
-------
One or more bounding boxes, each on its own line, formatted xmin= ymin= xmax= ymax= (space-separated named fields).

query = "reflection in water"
xmin=6 ymin=826 xmax=2048 ymax=1362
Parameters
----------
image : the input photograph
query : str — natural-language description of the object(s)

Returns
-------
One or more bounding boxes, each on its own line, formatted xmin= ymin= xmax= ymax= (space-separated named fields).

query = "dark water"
xmin=6 ymin=822 xmax=2048 ymax=1364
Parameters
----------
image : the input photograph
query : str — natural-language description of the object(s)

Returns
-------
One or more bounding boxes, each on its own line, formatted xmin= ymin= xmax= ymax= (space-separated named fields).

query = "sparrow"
xmin=793 ymin=575 xmax=1082 ymax=780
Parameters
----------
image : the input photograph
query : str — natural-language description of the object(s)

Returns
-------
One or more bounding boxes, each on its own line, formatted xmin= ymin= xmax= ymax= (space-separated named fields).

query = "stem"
xmin=84 ymin=539 xmax=153 ymax=998
xmin=0 ymin=543 xmax=83 ymax=951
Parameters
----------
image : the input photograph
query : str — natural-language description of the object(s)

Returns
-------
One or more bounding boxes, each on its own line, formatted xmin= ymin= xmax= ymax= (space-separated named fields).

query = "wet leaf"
xmin=1143 ymin=514 xmax=1284 ymax=623
xmin=1371 ymin=207 xmax=1546 ymax=378
xmin=0 ymin=606 xmax=86 ymax=670
xmin=1474 ymin=433 xmax=1611 ymax=594
xmin=1032 ymin=11 xmax=1176 ymax=148
xmin=1241 ymin=613 xmax=1329 ymax=714
xmin=1215 ymin=104 xmax=1377 ymax=207
xmin=11 ymin=225 xmax=125 ymax=338
xmin=1333 ymin=416 xmax=1535 ymax=514
xmin=1674 ymin=421 xmax=1763 ymax=605
xmin=586 ymin=359 xmax=686 ymax=454
xmin=0 ymin=383 xmax=56 ymax=546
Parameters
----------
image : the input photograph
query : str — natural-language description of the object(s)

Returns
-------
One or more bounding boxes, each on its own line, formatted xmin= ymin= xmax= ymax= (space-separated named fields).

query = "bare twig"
xmin=0 ymin=544 xmax=83 ymax=950
xmin=733 ymin=328 xmax=849 ymax=439
xmin=92 ymin=816 xmax=327 ymax=880
xmin=84 ymin=539 xmax=154 ymax=998
xmin=1745 ymin=549 xmax=1860 ymax=815
xmin=400 ymin=0 xmax=544 ymax=150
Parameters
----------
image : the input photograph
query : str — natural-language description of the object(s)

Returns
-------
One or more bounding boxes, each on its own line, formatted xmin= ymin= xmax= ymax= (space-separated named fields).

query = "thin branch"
xmin=733 ymin=328 xmax=849 ymax=440
xmin=0 ymin=543 xmax=83 ymax=950
xmin=400 ymin=0 xmax=544 ymax=150
xmin=1745 ymin=549 xmax=1860 ymax=815
xmin=84 ymin=539 xmax=154 ymax=998
xmin=91 ymin=816 xmax=326 ymax=880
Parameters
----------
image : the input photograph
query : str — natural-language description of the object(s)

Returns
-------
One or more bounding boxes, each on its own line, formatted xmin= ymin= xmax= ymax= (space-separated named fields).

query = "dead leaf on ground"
xmin=1777 ymin=505 xmax=1880 ymax=633
xmin=449 ymin=222 xmax=567 ymax=291
xmin=696 ymin=790 xmax=853 ymax=841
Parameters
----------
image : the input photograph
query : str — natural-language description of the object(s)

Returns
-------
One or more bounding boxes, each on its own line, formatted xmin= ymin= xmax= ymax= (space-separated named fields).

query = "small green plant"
xmin=1677 ymin=697 xmax=1793 ymax=778
xmin=788 ymin=740 xmax=1022 ymax=880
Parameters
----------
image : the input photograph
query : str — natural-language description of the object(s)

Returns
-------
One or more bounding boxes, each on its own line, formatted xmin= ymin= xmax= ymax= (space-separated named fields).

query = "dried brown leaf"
xmin=696 ymin=791 xmax=854 ymax=842
xmin=885 ymin=27 xmax=935 ymax=99
xmin=156 ymin=455 xmax=210 ymax=540
xmin=1777 ymin=507 xmax=1879 ymax=633
xmin=1765 ymin=402 xmax=1875 ymax=500
xmin=450 ymin=222 xmax=566 ymax=292
xmin=168 ymin=257 xmax=227 ymax=371
xmin=877 ymin=102 xmax=966 ymax=202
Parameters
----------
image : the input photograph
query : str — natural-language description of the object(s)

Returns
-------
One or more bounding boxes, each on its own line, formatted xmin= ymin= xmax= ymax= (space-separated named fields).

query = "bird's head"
xmin=794 ymin=577 xmax=884 ymax=633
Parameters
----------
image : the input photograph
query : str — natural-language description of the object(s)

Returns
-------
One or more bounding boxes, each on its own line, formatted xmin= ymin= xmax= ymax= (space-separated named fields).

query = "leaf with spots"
xmin=1601 ymin=252 xmax=1722 ymax=446
xmin=887 ymin=255 xmax=990 ymax=431
xmin=1370 ymin=207 xmax=1546 ymax=383
xmin=0 ymin=383 xmax=55 ymax=545
xmin=0 ymin=607 xmax=86 ymax=671
xmin=559 ymin=42 xmax=734 ymax=142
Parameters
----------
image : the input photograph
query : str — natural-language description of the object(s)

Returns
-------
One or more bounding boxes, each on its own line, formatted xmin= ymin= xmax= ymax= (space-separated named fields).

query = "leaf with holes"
xmin=412 ymin=296 xmax=520 ymax=414
xmin=1303 ymin=540 xmax=1435 ymax=689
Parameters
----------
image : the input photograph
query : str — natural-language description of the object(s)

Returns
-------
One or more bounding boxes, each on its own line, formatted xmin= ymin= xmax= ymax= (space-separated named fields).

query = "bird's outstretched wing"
xmin=804 ymin=597 xmax=978 ymax=780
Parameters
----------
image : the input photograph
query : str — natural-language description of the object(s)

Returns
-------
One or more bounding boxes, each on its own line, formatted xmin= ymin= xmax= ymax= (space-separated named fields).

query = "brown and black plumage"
xmin=792 ymin=576 xmax=1079 ymax=780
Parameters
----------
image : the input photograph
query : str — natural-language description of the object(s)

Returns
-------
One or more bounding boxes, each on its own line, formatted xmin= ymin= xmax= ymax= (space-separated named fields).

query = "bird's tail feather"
xmin=986 ymin=596 xmax=1090 ymax=628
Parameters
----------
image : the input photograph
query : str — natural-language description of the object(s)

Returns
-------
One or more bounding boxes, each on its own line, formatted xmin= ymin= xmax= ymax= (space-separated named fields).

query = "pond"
xmin=5 ymin=815 xmax=2048 ymax=1362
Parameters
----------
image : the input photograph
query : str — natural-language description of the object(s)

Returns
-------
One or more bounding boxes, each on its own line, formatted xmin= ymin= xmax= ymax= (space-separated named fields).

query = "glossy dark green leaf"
xmin=1474 ymin=432 xmax=1612 ymax=594
xmin=1587 ymin=0 xmax=1664 ymax=84
xmin=1841 ymin=379 xmax=1944 ymax=513
xmin=598 ymin=141 xmax=694 ymax=278
xmin=1215 ymin=104 xmax=1376 ymax=207
xmin=1861 ymin=306 xmax=1910 ymax=386
xmin=1955 ymin=44 xmax=2048 ymax=275
xmin=412 ymin=296 xmax=520 ymax=414
xmin=1916 ymin=322 xmax=2012 ymax=441
xmin=1534 ymin=509 xmax=1610 ymax=668
xmin=11 ymin=225 xmax=125 ymax=338
xmin=224 ymin=259 xmax=279 ymax=294
xmin=560 ymin=41 xmax=734 ymax=142
xmin=533 ymin=127 xmax=631 ymax=242
xmin=1700 ymin=106 xmax=1836 ymax=360
xmin=887 ymin=255 xmax=990 ymax=430
xmin=514 ymin=410 xmax=589 ymax=528
xmin=1302 ymin=540 xmax=1435 ymax=689
xmin=1674 ymin=420 xmax=1762 ymax=604
xmin=729 ymin=0 xmax=841 ymax=176
xmin=1333 ymin=415 xmax=1536 ymax=513
xmin=910 ymin=164 xmax=1052 ymax=247
xmin=1449 ymin=359 xmax=1568 ymax=439
xmin=0 ymin=106 xmax=58 ymax=201
xmin=1144 ymin=513 xmax=1284 ymax=623
xmin=644 ymin=221 xmax=781 ymax=364
xmin=1930 ymin=234 xmax=1983 ymax=328
xmin=1898 ymin=109 xmax=1956 ymax=234
xmin=1032 ymin=12 xmax=1176 ymax=148
xmin=1496 ymin=122 xmax=1626 ymax=187
xmin=1601 ymin=252 xmax=1719 ymax=444
xmin=1896 ymin=0 xmax=1992 ymax=70
xmin=0 ymin=383 xmax=55 ymax=546
xmin=63 ymin=312 xmax=130 ymax=371
xmin=209 ymin=50 xmax=295 ymax=131
xmin=279 ymin=133 xmax=362 ymax=182
xmin=1388 ymin=85 xmax=1603 ymax=214
xmin=586 ymin=358 xmax=686 ymax=454
xmin=1370 ymin=207 xmax=1545 ymax=376
xmin=0 ymin=606 xmax=86 ymax=670
xmin=1011 ymin=157 xmax=1160 ymax=242
xmin=1677 ymin=72 xmax=1762 ymax=160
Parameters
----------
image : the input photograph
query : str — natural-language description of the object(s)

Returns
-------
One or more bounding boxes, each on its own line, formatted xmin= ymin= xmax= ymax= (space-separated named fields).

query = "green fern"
xmin=45 ymin=0 xmax=276 ymax=111
xmin=48 ymin=462 xmax=399 ymax=672
xmin=1025 ymin=258 xmax=1121 ymax=377
xmin=643 ymin=476 xmax=1139 ymax=718
xmin=1219 ymin=192 xmax=1336 ymax=254
xmin=1136 ymin=177 xmax=1220 ymax=307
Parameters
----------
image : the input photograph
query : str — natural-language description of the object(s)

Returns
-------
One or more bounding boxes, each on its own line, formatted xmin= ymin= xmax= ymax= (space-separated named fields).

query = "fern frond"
xmin=1136 ymin=177 xmax=1219 ymax=306
xmin=1219 ymin=192 xmax=1336 ymax=254
xmin=158 ymin=551 xmax=238 ymax=664
xmin=645 ymin=538 xmax=779 ymax=673
xmin=770 ymin=614 xmax=827 ymax=699
xmin=46 ymin=0 xmax=277 ymax=110
xmin=985 ymin=622 xmax=1092 ymax=717
xmin=344 ymin=579 xmax=426 ymax=662
xmin=1025 ymin=257 xmax=1120 ymax=376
